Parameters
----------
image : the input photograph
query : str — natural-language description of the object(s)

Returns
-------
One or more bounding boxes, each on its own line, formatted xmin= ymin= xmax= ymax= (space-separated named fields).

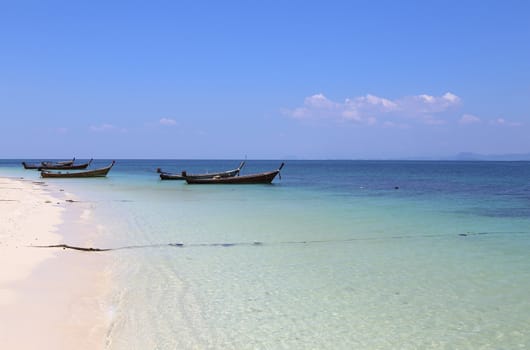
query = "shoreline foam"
xmin=0 ymin=177 xmax=109 ymax=349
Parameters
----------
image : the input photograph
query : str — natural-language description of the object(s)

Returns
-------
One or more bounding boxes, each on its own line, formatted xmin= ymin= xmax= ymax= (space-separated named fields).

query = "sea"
xmin=1 ymin=159 xmax=530 ymax=349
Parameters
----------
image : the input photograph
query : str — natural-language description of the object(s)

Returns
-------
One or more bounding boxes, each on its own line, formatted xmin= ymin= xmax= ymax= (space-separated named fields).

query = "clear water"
xmin=2 ymin=160 xmax=530 ymax=349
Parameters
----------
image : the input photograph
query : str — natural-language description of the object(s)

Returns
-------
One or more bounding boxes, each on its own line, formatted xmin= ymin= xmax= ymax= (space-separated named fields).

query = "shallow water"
xmin=2 ymin=160 xmax=530 ymax=349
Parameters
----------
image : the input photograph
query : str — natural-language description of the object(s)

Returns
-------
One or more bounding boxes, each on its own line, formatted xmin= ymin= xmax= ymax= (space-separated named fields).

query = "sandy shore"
xmin=0 ymin=177 xmax=110 ymax=349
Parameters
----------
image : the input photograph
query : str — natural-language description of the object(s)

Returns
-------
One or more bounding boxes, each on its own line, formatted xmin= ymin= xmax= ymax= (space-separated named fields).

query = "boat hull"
xmin=159 ymin=173 xmax=185 ymax=180
xmin=158 ymin=161 xmax=245 ymax=181
xmin=22 ymin=162 xmax=40 ymax=169
xmin=41 ymin=158 xmax=75 ymax=167
xmin=40 ymin=161 xmax=114 ymax=178
xmin=22 ymin=158 xmax=75 ymax=169
xmin=38 ymin=159 xmax=93 ymax=171
xmin=185 ymin=170 xmax=280 ymax=184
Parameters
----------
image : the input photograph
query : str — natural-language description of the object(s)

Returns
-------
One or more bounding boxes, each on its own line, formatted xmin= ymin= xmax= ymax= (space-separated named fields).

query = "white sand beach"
xmin=0 ymin=177 xmax=109 ymax=349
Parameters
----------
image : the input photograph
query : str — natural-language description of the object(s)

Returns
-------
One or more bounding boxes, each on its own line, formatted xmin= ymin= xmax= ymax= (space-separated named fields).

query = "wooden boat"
xmin=157 ymin=161 xmax=245 ymax=180
xmin=22 ymin=157 xmax=75 ymax=169
xmin=40 ymin=161 xmax=115 ymax=178
xmin=185 ymin=163 xmax=284 ymax=184
xmin=22 ymin=162 xmax=42 ymax=169
xmin=38 ymin=159 xmax=93 ymax=171
xmin=42 ymin=158 xmax=75 ymax=167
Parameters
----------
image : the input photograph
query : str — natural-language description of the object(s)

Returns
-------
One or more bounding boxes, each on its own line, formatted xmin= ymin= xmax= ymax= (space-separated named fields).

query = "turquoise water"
xmin=2 ymin=160 xmax=530 ymax=349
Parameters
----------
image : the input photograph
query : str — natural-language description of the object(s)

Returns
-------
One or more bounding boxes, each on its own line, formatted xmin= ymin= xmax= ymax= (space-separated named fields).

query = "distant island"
xmin=281 ymin=153 xmax=530 ymax=161
xmin=453 ymin=152 xmax=530 ymax=161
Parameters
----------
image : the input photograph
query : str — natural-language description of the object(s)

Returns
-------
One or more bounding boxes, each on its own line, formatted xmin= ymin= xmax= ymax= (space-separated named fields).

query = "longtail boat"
xmin=22 ymin=162 xmax=42 ymax=169
xmin=38 ymin=159 xmax=93 ymax=171
xmin=185 ymin=163 xmax=284 ymax=184
xmin=42 ymin=158 xmax=75 ymax=167
xmin=40 ymin=161 xmax=115 ymax=178
xmin=157 ymin=161 xmax=245 ymax=180
xmin=22 ymin=157 xmax=75 ymax=169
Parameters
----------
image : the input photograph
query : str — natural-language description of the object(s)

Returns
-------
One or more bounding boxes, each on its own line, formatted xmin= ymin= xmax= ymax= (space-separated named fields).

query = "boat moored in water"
xmin=38 ymin=159 xmax=93 ymax=171
xmin=157 ymin=161 xmax=245 ymax=180
xmin=42 ymin=158 xmax=75 ymax=167
xmin=184 ymin=163 xmax=284 ymax=184
xmin=40 ymin=161 xmax=115 ymax=178
xmin=22 ymin=157 xmax=76 ymax=169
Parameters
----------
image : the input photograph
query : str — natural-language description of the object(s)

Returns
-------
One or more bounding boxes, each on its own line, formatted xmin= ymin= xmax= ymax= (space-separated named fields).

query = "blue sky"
xmin=1 ymin=0 xmax=529 ymax=159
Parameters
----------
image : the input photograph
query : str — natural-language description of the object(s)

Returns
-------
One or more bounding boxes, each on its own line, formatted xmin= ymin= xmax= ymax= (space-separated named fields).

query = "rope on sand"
xmin=30 ymin=230 xmax=530 ymax=253
xmin=32 ymin=244 xmax=112 ymax=252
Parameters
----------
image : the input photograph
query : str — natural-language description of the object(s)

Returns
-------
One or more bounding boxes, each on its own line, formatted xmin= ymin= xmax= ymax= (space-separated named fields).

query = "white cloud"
xmin=89 ymin=123 xmax=127 ymax=133
xmin=382 ymin=121 xmax=409 ymax=129
xmin=159 ymin=118 xmax=177 ymax=126
xmin=423 ymin=117 xmax=446 ymax=125
xmin=305 ymin=93 xmax=335 ymax=109
xmin=459 ymin=114 xmax=481 ymax=125
xmin=397 ymin=92 xmax=461 ymax=115
xmin=288 ymin=94 xmax=341 ymax=120
xmin=490 ymin=118 xmax=522 ymax=127
xmin=443 ymin=92 xmax=460 ymax=103
xmin=284 ymin=92 xmax=460 ymax=125
xmin=89 ymin=123 xmax=115 ymax=132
